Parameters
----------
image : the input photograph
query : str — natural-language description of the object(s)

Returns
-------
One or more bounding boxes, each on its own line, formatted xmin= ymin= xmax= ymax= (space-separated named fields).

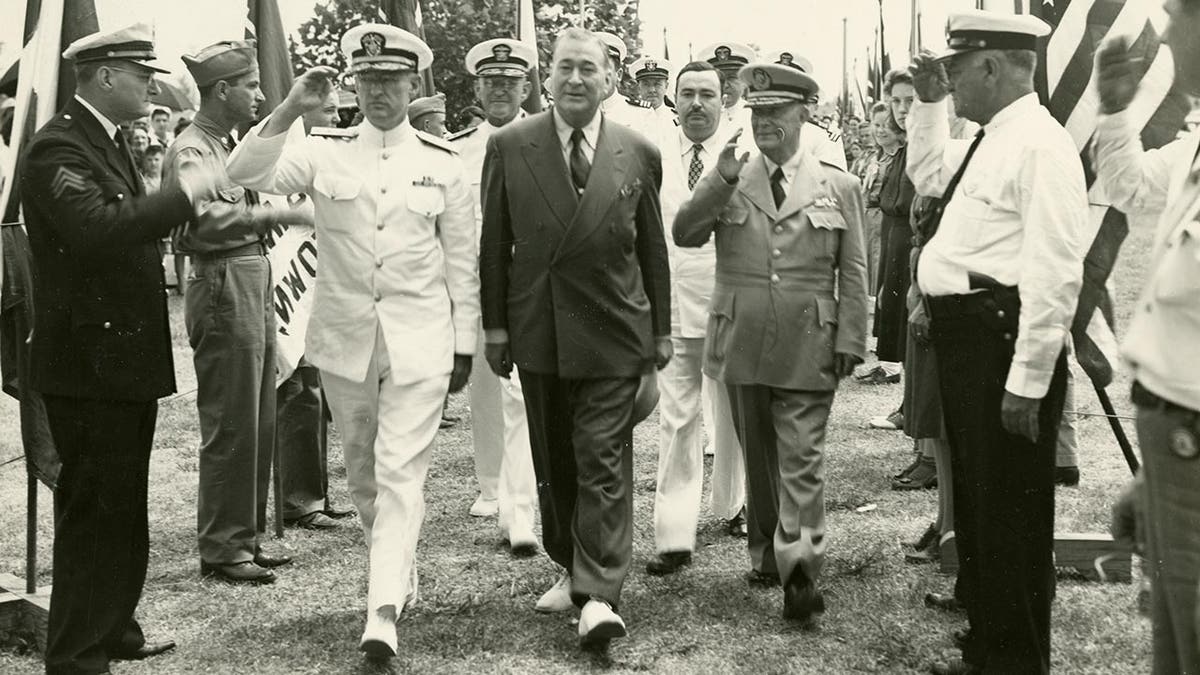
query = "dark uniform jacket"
xmin=480 ymin=110 xmax=671 ymax=378
xmin=20 ymin=97 xmax=192 ymax=401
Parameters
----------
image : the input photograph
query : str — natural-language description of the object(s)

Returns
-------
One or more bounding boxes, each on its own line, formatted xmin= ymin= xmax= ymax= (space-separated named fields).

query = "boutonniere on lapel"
xmin=412 ymin=176 xmax=445 ymax=189
xmin=619 ymin=178 xmax=643 ymax=200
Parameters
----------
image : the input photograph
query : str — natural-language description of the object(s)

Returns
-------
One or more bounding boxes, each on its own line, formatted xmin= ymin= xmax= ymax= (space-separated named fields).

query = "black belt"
xmin=191 ymin=241 xmax=266 ymax=261
xmin=1132 ymin=381 xmax=1198 ymax=418
xmin=926 ymin=286 xmax=1018 ymax=320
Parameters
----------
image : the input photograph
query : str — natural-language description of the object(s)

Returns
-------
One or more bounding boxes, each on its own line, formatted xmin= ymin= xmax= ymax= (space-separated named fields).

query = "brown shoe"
xmin=646 ymin=551 xmax=692 ymax=576
xmin=201 ymin=561 xmax=276 ymax=585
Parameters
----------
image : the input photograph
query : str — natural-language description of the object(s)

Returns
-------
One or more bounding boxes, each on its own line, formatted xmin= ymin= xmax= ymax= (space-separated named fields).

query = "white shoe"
xmin=535 ymin=573 xmax=574 ymax=613
xmin=578 ymin=597 xmax=626 ymax=647
xmin=505 ymin=526 xmax=539 ymax=557
xmin=469 ymin=495 xmax=499 ymax=517
xmin=359 ymin=605 xmax=397 ymax=659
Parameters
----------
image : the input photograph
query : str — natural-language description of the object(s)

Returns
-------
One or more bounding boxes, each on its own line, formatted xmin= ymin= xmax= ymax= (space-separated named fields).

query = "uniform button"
xmin=772 ymin=248 xmax=782 ymax=258
xmin=377 ymin=223 xmax=385 ymax=230
xmin=380 ymin=186 xmax=388 ymax=194
xmin=375 ymin=259 xmax=383 ymax=268
xmin=1003 ymin=332 xmax=1013 ymax=340
xmin=382 ymin=152 xmax=390 ymax=160
xmin=374 ymin=292 xmax=382 ymax=302
xmin=996 ymin=310 xmax=1005 ymax=319
xmin=116 ymin=193 xmax=124 ymax=201
xmin=103 ymin=321 xmax=112 ymax=329
xmin=770 ymin=273 xmax=781 ymax=284
xmin=773 ymin=225 xmax=784 ymax=234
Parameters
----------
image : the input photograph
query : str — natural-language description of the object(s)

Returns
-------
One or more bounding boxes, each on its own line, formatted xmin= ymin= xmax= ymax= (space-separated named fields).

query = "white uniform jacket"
xmin=227 ymin=119 xmax=479 ymax=386
xmin=450 ymin=111 xmax=526 ymax=239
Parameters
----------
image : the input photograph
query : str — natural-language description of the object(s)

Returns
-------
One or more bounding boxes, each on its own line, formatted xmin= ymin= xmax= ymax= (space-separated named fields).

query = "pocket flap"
xmin=313 ymin=173 xmax=363 ymax=201
xmin=816 ymin=296 xmax=839 ymax=325
xmin=719 ymin=202 xmax=750 ymax=226
xmin=807 ymin=210 xmax=847 ymax=231
xmin=406 ymin=185 xmax=446 ymax=217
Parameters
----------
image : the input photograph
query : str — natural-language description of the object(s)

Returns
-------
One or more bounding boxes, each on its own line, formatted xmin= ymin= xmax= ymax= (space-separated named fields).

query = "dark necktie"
xmin=688 ymin=143 xmax=704 ymax=190
xmin=770 ymin=167 xmax=786 ymax=209
xmin=114 ymin=131 xmax=140 ymax=191
xmin=924 ymin=129 xmax=986 ymax=241
xmin=570 ymin=128 xmax=590 ymax=193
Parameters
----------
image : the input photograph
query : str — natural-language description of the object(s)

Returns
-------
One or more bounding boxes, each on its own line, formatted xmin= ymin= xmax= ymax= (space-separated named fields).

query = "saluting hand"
xmin=717 ymin=129 xmax=750 ymax=184
xmin=449 ymin=354 xmax=472 ymax=393
xmin=1001 ymin=391 xmax=1042 ymax=443
xmin=910 ymin=50 xmax=950 ymax=103
xmin=1097 ymin=36 xmax=1139 ymax=114
xmin=284 ymin=66 xmax=339 ymax=114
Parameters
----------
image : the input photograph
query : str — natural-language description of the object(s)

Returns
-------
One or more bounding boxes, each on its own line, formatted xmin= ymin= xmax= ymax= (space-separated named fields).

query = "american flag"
xmin=244 ymin=0 xmax=294 ymax=112
xmin=994 ymin=0 xmax=1192 ymax=387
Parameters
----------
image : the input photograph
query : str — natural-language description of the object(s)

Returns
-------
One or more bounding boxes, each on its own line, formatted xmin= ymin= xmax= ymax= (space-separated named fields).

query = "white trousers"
xmin=468 ymin=329 xmax=538 ymax=539
xmin=321 ymin=325 xmax=447 ymax=614
xmin=654 ymin=336 xmax=746 ymax=553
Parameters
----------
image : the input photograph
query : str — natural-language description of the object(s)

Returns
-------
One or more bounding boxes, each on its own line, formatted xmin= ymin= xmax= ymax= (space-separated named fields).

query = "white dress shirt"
xmin=75 ymin=95 xmax=120 ymax=144
xmin=553 ymin=107 xmax=600 ymax=166
xmin=907 ymin=94 xmax=1088 ymax=399
xmin=1096 ymin=109 xmax=1200 ymax=410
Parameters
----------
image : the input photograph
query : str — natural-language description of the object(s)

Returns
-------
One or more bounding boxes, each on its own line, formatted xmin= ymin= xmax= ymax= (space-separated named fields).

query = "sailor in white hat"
xmin=628 ymin=55 xmax=676 ymax=145
xmin=907 ymin=9 xmax=1084 ymax=675
xmin=697 ymin=41 xmax=756 ymax=128
xmin=448 ymin=36 xmax=541 ymax=559
xmin=762 ymin=49 xmax=848 ymax=170
xmin=228 ymin=23 xmax=479 ymax=661
xmin=595 ymin=31 xmax=653 ymax=131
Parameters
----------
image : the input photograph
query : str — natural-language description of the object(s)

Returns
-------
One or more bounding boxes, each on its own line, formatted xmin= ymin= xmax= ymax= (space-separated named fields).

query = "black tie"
xmin=570 ymin=128 xmax=590 ymax=193
xmin=688 ymin=143 xmax=704 ymax=190
xmin=770 ymin=167 xmax=786 ymax=209
xmin=114 ymin=131 xmax=140 ymax=191
xmin=928 ymin=129 xmax=986 ymax=239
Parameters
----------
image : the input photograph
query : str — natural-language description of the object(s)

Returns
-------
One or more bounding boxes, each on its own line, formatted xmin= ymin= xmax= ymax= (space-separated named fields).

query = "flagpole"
xmin=841 ymin=17 xmax=849 ymax=120
xmin=578 ymin=0 xmax=586 ymax=27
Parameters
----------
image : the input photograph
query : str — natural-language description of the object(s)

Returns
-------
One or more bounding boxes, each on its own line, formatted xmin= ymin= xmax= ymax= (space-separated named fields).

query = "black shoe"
xmin=201 ymin=561 xmax=276 ymax=585
xmin=439 ymin=415 xmax=458 ymax=429
xmin=782 ymin=571 xmax=825 ymax=623
xmin=929 ymin=658 xmax=980 ymax=675
xmin=646 ymin=551 xmax=693 ymax=576
xmin=893 ymin=459 xmax=937 ymax=490
xmin=110 ymin=640 xmax=176 ymax=661
xmin=904 ymin=546 xmax=939 ymax=565
xmin=924 ymin=591 xmax=963 ymax=613
xmin=745 ymin=569 xmax=781 ymax=587
xmin=253 ymin=551 xmax=293 ymax=568
xmin=323 ymin=503 xmax=356 ymax=519
xmin=891 ymin=455 xmax=922 ymax=481
xmin=728 ymin=509 xmax=748 ymax=537
xmin=1054 ymin=466 xmax=1080 ymax=487
xmin=285 ymin=511 xmax=341 ymax=530
xmin=905 ymin=523 xmax=939 ymax=551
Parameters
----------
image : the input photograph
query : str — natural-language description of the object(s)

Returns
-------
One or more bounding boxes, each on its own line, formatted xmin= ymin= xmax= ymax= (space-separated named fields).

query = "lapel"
xmin=554 ymin=117 xmax=630 ymax=259
xmin=776 ymin=151 xmax=825 ymax=223
xmin=738 ymin=155 xmax=776 ymax=218
xmin=520 ymin=111 xmax=578 ymax=229
xmin=71 ymin=98 xmax=139 ymax=193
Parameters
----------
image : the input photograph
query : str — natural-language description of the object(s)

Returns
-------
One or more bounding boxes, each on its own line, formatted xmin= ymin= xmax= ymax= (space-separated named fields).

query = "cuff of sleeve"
xmin=909 ymin=99 xmax=946 ymax=128
xmin=1004 ymin=363 xmax=1053 ymax=399
xmin=484 ymin=328 xmax=509 ymax=344
xmin=455 ymin=324 xmax=479 ymax=355
xmin=245 ymin=116 xmax=289 ymax=149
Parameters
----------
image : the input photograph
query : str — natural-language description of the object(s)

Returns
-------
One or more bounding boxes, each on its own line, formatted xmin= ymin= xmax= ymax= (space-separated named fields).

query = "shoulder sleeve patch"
xmin=311 ymin=126 xmax=358 ymax=140
xmin=415 ymin=130 xmax=457 ymax=154
xmin=50 ymin=166 xmax=93 ymax=199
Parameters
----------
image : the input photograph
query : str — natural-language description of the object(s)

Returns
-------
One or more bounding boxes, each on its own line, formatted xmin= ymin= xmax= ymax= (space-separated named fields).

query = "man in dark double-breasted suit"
xmin=480 ymin=27 xmax=671 ymax=649
xmin=18 ymin=24 xmax=207 ymax=674
xmin=675 ymin=62 xmax=869 ymax=625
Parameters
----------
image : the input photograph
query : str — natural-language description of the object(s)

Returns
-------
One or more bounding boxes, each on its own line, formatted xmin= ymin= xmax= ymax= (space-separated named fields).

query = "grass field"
xmin=0 ymin=220 xmax=1157 ymax=674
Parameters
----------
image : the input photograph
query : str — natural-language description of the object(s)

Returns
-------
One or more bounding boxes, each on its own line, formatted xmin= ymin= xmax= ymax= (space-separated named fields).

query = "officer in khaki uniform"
xmin=163 ymin=40 xmax=306 ymax=585
xmin=674 ymin=61 xmax=869 ymax=623
xmin=227 ymin=24 xmax=478 ymax=659
xmin=449 ymin=38 xmax=540 ymax=556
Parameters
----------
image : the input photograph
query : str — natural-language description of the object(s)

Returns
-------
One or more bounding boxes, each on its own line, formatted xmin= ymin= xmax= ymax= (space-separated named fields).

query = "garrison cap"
xmin=341 ymin=23 xmax=433 ymax=74
xmin=595 ymin=32 xmax=627 ymax=65
xmin=698 ymin=41 xmax=755 ymax=74
xmin=629 ymin=56 xmax=672 ymax=82
xmin=62 ymin=22 xmax=169 ymax=73
xmin=408 ymin=94 xmax=446 ymax=124
xmin=466 ymin=38 xmax=536 ymax=78
xmin=938 ymin=9 xmax=1051 ymax=61
xmin=182 ymin=40 xmax=258 ymax=88
xmin=738 ymin=62 xmax=820 ymax=108
xmin=763 ymin=49 xmax=814 ymax=75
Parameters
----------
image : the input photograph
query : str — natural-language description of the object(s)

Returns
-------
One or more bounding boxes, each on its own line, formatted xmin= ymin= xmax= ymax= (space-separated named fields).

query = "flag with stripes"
xmin=1 ymin=0 xmax=98 ymax=487
xmin=245 ymin=0 xmax=294 ymax=112
xmin=988 ymin=0 xmax=1191 ymax=387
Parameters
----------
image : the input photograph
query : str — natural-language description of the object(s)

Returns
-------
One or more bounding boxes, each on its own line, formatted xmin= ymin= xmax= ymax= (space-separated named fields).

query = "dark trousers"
xmin=519 ymin=370 xmax=638 ymax=609
xmin=42 ymin=395 xmax=157 ymax=675
xmin=185 ymin=255 xmax=275 ymax=563
xmin=277 ymin=362 xmax=329 ymax=520
xmin=930 ymin=289 xmax=1067 ymax=674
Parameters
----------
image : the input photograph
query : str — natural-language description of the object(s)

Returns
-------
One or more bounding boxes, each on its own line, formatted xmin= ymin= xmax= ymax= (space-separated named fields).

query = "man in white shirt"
xmin=1094 ymin=1 xmax=1200 ymax=670
xmin=595 ymin=32 xmax=653 ymax=132
xmin=646 ymin=60 xmax=746 ymax=577
xmin=906 ymin=10 xmax=1088 ymax=675
xmin=627 ymin=55 xmax=677 ymax=147
xmin=449 ymin=37 xmax=539 ymax=557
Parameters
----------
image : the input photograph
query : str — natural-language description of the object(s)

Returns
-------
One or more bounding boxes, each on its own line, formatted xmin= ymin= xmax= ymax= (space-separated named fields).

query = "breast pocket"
xmin=406 ymin=185 xmax=446 ymax=218
xmin=313 ymin=173 xmax=363 ymax=232
xmin=719 ymin=202 xmax=750 ymax=228
xmin=807 ymin=209 xmax=848 ymax=259
xmin=1153 ymin=231 xmax=1200 ymax=304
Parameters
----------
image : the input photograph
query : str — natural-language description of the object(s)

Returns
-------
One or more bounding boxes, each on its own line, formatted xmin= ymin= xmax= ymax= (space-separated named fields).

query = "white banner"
xmin=264 ymin=212 xmax=317 ymax=385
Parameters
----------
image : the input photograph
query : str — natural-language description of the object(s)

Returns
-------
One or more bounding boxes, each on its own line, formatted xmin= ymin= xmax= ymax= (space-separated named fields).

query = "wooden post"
xmin=26 ymin=471 xmax=36 ymax=594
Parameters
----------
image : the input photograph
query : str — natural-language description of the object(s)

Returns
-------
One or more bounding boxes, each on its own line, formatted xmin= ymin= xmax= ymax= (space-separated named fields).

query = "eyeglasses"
xmin=106 ymin=67 xmax=158 ymax=85
xmin=480 ymin=77 xmax=524 ymax=91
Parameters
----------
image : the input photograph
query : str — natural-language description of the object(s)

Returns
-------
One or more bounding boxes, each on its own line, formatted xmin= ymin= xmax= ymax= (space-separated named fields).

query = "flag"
xmin=380 ymin=0 xmax=437 ymax=96
xmin=1006 ymin=0 xmax=1191 ymax=387
xmin=517 ymin=0 xmax=541 ymax=113
xmin=0 ymin=0 xmax=98 ymax=488
xmin=245 ymin=0 xmax=293 ymax=112
xmin=662 ymin=27 xmax=669 ymax=60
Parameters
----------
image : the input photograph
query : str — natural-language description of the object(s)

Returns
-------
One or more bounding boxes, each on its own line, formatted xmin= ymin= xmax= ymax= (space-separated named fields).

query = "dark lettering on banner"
xmin=275 ymin=284 xmax=294 ymax=323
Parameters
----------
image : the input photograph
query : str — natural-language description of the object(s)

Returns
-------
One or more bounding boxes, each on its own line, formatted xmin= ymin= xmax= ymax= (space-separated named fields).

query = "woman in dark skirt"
xmin=873 ymin=69 xmax=917 ymax=366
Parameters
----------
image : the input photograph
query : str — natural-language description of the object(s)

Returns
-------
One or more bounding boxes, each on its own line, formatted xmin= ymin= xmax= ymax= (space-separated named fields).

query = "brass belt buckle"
xmin=1170 ymin=424 xmax=1200 ymax=459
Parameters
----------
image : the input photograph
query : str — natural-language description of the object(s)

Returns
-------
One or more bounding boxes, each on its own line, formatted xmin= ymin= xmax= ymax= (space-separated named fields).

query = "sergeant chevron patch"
xmin=51 ymin=167 xmax=89 ymax=199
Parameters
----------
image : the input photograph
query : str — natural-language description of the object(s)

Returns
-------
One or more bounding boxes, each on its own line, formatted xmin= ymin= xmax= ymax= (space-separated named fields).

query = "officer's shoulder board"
xmin=625 ymin=96 xmax=652 ymax=109
xmin=415 ymin=129 xmax=458 ymax=154
xmin=310 ymin=126 xmax=358 ymax=140
xmin=817 ymin=158 xmax=850 ymax=175
xmin=446 ymin=126 xmax=480 ymax=143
